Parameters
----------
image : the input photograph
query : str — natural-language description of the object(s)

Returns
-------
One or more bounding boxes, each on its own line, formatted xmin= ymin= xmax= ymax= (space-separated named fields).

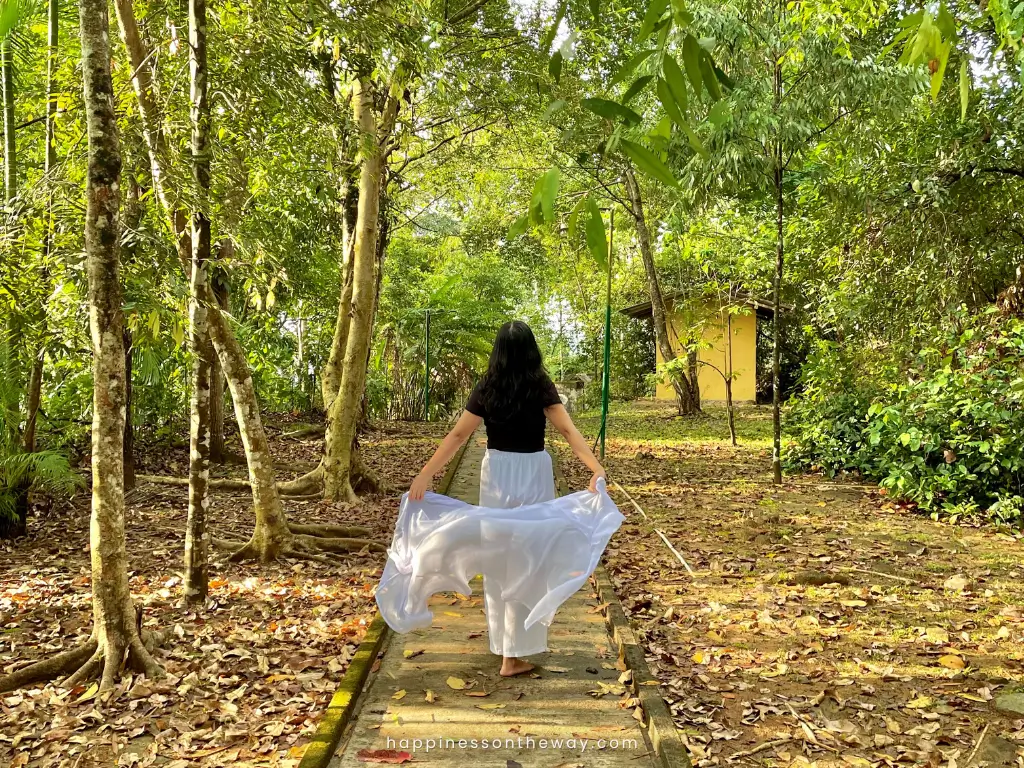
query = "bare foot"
xmin=499 ymin=657 xmax=535 ymax=677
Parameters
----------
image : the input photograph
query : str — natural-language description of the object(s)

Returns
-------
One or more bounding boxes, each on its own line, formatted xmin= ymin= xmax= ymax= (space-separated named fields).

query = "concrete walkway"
xmin=331 ymin=435 xmax=656 ymax=767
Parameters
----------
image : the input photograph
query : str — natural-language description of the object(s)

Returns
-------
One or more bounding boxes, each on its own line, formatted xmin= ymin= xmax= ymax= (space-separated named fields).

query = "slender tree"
xmin=0 ymin=0 xmax=164 ymax=692
xmin=1 ymin=31 xmax=13 ymax=205
xmin=184 ymin=0 xmax=212 ymax=602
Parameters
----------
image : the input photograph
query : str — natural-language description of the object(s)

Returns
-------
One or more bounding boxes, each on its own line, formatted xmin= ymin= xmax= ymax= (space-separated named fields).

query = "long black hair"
xmin=476 ymin=321 xmax=553 ymax=418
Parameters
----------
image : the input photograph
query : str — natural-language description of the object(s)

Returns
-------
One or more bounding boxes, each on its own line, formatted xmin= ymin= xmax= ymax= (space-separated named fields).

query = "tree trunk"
xmin=321 ymin=179 xmax=359 ymax=413
xmin=22 ymin=0 xmax=58 ymax=456
xmin=123 ymin=328 xmax=136 ymax=490
xmin=724 ymin=376 xmax=737 ymax=446
xmin=323 ymin=79 xmax=388 ymax=503
xmin=115 ymin=0 xmax=293 ymax=554
xmin=623 ymin=166 xmax=698 ymax=415
xmin=184 ymin=0 xmax=212 ymax=604
xmin=22 ymin=356 xmax=42 ymax=453
xmin=771 ymin=57 xmax=784 ymax=486
xmin=1 ymin=35 xmax=14 ymax=204
xmin=209 ymin=266 xmax=230 ymax=462
xmin=77 ymin=0 xmax=161 ymax=689
xmin=204 ymin=305 xmax=292 ymax=560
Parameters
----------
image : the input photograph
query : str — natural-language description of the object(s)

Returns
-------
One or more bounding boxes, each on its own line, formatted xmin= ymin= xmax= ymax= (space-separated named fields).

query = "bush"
xmin=785 ymin=311 xmax=1024 ymax=524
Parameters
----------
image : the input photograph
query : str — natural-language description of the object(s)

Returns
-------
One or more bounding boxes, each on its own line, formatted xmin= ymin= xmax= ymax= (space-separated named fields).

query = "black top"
xmin=465 ymin=379 xmax=562 ymax=453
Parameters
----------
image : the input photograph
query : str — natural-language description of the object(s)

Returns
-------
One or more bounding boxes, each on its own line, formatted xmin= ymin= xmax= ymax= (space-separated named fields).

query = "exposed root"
xmin=282 ymin=424 xmax=326 ymax=438
xmin=212 ymin=536 xmax=246 ymax=553
xmin=288 ymin=522 xmax=371 ymax=538
xmin=0 ymin=623 xmax=165 ymax=694
xmin=138 ymin=474 xmax=251 ymax=491
xmin=292 ymin=533 xmax=385 ymax=553
xmin=277 ymin=466 xmax=324 ymax=496
xmin=0 ymin=640 xmax=96 ymax=693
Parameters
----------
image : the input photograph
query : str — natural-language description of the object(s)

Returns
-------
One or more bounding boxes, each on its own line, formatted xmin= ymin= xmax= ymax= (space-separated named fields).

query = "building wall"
xmin=653 ymin=303 xmax=758 ymax=403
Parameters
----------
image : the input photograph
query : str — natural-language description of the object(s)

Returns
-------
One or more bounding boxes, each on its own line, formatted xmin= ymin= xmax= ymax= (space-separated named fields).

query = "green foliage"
xmin=785 ymin=312 xmax=1024 ymax=524
xmin=0 ymin=358 xmax=81 ymax=522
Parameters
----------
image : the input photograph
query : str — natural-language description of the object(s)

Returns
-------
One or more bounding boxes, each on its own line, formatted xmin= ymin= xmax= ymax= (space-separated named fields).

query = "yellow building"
xmin=621 ymin=292 xmax=780 ymax=404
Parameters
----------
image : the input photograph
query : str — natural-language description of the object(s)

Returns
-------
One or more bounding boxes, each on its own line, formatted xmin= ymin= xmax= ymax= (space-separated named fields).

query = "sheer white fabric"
xmin=376 ymin=450 xmax=623 ymax=658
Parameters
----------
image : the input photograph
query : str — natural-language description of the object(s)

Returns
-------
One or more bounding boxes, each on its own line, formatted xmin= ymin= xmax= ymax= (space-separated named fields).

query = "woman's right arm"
xmin=544 ymin=404 xmax=607 ymax=492
xmin=408 ymin=409 xmax=483 ymax=500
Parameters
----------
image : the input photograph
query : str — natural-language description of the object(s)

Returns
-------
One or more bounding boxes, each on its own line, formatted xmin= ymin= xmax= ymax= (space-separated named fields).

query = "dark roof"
xmin=619 ymin=289 xmax=793 ymax=320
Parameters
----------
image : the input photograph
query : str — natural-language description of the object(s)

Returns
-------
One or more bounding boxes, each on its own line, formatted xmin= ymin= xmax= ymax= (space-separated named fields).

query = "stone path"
xmin=330 ymin=434 xmax=656 ymax=767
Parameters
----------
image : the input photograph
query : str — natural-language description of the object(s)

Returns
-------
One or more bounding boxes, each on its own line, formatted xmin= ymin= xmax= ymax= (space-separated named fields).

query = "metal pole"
xmin=424 ymin=309 xmax=431 ymax=421
xmin=599 ymin=208 xmax=614 ymax=461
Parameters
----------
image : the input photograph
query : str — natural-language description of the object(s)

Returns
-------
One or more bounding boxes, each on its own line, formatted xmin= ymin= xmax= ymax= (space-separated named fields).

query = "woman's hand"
xmin=409 ymin=472 xmax=432 ymax=501
xmin=588 ymin=469 xmax=607 ymax=493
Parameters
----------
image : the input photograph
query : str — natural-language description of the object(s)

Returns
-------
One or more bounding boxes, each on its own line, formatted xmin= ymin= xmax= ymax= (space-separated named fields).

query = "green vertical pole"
xmin=599 ymin=209 xmax=614 ymax=461
xmin=424 ymin=309 xmax=431 ymax=421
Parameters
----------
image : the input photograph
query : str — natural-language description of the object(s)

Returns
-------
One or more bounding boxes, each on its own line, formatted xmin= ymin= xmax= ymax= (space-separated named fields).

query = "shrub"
xmin=785 ymin=311 xmax=1024 ymax=524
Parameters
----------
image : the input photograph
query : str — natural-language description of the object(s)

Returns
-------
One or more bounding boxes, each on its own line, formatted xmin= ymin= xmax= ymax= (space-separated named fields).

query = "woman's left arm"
xmin=544 ymin=404 xmax=607 ymax=492
xmin=408 ymin=409 xmax=483 ymax=500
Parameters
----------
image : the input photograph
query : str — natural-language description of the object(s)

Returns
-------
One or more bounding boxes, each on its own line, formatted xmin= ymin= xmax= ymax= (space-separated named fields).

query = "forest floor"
xmin=2 ymin=401 xmax=1023 ymax=768
xmin=0 ymin=418 xmax=447 ymax=768
xmin=555 ymin=401 xmax=1024 ymax=768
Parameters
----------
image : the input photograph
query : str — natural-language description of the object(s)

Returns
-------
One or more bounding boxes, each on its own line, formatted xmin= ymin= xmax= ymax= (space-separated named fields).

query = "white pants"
xmin=479 ymin=449 xmax=557 ymax=658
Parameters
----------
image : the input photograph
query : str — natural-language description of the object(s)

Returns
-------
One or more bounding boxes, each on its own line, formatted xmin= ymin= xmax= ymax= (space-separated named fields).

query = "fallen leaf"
xmin=403 ymin=649 xmax=424 ymax=659
xmin=943 ymin=574 xmax=969 ymax=591
xmin=476 ymin=703 xmax=506 ymax=710
xmin=446 ymin=676 xmax=466 ymax=690
xmin=425 ymin=689 xmax=435 ymax=703
xmin=75 ymin=683 xmax=99 ymax=703
xmin=357 ymin=749 xmax=413 ymax=764
xmin=938 ymin=654 xmax=965 ymax=670
xmin=392 ymin=689 xmax=407 ymax=700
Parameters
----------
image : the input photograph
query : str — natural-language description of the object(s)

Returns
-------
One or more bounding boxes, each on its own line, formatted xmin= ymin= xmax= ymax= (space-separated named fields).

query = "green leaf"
xmin=542 ymin=99 xmax=567 ymax=121
xmin=681 ymin=35 xmax=703 ymax=94
xmin=541 ymin=0 xmax=568 ymax=53
xmin=567 ymin=195 xmax=588 ymax=240
xmin=656 ymin=78 xmax=686 ymax=126
xmin=638 ymin=0 xmax=670 ymax=41
xmin=0 ymin=0 xmax=19 ymax=38
xmin=549 ymin=50 xmax=563 ymax=83
xmin=540 ymin=167 xmax=560 ymax=223
xmin=609 ymin=49 xmax=655 ymax=87
xmin=581 ymin=97 xmax=642 ymax=125
xmin=959 ymin=58 xmax=970 ymax=122
xmin=930 ymin=39 xmax=950 ymax=101
xmin=584 ymin=198 xmax=608 ymax=272
xmin=936 ymin=2 xmax=956 ymax=40
xmin=590 ymin=0 xmax=600 ymax=25
xmin=711 ymin=63 xmax=733 ymax=93
xmin=529 ymin=175 xmax=545 ymax=224
xmin=508 ymin=214 xmax=529 ymax=239
xmin=622 ymin=74 xmax=654 ymax=104
xmin=699 ymin=52 xmax=721 ymax=101
xmin=662 ymin=55 xmax=689 ymax=114
xmin=621 ymin=138 xmax=678 ymax=187
xmin=708 ymin=100 xmax=731 ymax=127
xmin=678 ymin=120 xmax=709 ymax=160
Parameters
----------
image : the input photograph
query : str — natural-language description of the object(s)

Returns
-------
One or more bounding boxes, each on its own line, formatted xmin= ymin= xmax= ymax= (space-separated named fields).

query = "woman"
xmin=407 ymin=320 xmax=608 ymax=677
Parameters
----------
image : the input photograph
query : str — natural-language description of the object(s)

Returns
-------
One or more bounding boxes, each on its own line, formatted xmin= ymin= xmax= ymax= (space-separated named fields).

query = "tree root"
xmin=288 ymin=522 xmax=371 ymax=538
xmin=0 ymin=621 xmax=165 ymax=693
xmin=292 ymin=533 xmax=385 ymax=553
xmin=282 ymin=424 xmax=326 ymax=438
xmin=0 ymin=640 xmax=97 ymax=693
xmin=139 ymin=471 xmax=345 ymax=498
xmin=277 ymin=466 xmax=323 ymax=496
